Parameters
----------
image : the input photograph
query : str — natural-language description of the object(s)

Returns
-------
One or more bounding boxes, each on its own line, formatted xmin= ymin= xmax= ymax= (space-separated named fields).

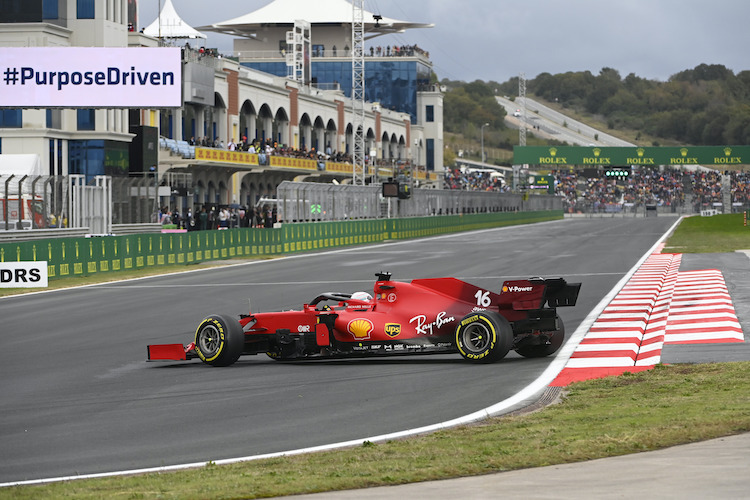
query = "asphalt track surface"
xmin=0 ymin=216 xmax=694 ymax=484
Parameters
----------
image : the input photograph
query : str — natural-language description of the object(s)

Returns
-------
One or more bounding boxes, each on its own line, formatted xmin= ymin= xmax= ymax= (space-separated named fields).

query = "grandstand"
xmin=445 ymin=165 xmax=749 ymax=215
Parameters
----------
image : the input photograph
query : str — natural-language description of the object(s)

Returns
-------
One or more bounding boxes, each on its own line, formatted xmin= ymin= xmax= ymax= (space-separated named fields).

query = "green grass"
xmin=3 ymin=363 xmax=749 ymax=499
xmin=663 ymin=213 xmax=750 ymax=253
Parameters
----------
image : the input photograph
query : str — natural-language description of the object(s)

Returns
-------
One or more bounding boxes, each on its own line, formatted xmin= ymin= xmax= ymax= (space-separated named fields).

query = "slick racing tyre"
xmin=455 ymin=311 xmax=513 ymax=363
xmin=194 ymin=314 xmax=244 ymax=367
xmin=515 ymin=316 xmax=565 ymax=358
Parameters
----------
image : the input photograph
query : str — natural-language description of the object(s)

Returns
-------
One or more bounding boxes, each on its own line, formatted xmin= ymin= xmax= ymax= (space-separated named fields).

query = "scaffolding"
xmin=285 ymin=20 xmax=311 ymax=86
xmin=351 ymin=0 xmax=366 ymax=185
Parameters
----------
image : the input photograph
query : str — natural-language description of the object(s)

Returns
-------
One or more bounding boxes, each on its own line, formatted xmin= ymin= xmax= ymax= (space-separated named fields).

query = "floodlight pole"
xmin=481 ymin=123 xmax=489 ymax=163
xmin=158 ymin=0 xmax=162 ymax=39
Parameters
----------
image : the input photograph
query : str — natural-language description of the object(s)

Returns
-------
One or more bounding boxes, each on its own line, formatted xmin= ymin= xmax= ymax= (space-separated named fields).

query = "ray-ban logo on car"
xmin=410 ymin=312 xmax=455 ymax=335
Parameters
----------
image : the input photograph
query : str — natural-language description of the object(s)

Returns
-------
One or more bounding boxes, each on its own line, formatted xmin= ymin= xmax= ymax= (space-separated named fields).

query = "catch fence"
xmin=275 ymin=181 xmax=562 ymax=222
xmin=0 ymin=174 xmax=111 ymax=234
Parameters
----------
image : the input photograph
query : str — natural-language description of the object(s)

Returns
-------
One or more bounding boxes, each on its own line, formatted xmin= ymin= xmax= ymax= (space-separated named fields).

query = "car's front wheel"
xmin=455 ymin=311 xmax=513 ymax=363
xmin=194 ymin=314 xmax=244 ymax=366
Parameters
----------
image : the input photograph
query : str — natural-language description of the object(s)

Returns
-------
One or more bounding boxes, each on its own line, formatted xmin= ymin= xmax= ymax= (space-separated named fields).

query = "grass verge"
xmin=3 ymin=362 xmax=750 ymax=499
xmin=663 ymin=213 xmax=750 ymax=253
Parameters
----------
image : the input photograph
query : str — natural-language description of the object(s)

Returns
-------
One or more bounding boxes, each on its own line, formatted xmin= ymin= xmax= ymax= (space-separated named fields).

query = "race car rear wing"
xmin=535 ymin=277 xmax=581 ymax=307
xmin=501 ymin=277 xmax=581 ymax=311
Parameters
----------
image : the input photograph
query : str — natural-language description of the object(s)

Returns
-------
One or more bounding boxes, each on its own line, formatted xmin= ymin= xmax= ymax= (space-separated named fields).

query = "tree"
xmin=672 ymin=64 xmax=733 ymax=83
xmin=464 ymin=80 xmax=495 ymax=98
xmin=724 ymin=105 xmax=750 ymax=144
xmin=585 ymin=67 xmax=622 ymax=113
xmin=443 ymin=82 xmax=506 ymax=134
xmin=443 ymin=147 xmax=457 ymax=167
xmin=702 ymin=111 xmax=731 ymax=145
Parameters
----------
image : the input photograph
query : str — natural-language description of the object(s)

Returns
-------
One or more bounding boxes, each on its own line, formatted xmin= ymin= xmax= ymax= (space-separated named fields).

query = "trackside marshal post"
xmin=0 ymin=262 xmax=48 ymax=288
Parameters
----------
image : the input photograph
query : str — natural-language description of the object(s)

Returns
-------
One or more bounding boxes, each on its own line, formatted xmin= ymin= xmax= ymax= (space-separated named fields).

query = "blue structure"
xmin=244 ymin=58 xmax=432 ymax=124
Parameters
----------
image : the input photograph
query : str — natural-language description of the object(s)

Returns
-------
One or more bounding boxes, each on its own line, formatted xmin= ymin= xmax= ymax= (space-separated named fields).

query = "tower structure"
xmin=351 ymin=0 xmax=366 ymax=185
xmin=518 ymin=72 xmax=527 ymax=147
xmin=286 ymin=20 xmax=311 ymax=86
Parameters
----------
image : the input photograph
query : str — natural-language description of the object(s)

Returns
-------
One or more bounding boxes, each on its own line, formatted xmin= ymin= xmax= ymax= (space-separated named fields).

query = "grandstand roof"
xmin=143 ymin=0 xmax=207 ymax=40
xmin=197 ymin=0 xmax=433 ymax=38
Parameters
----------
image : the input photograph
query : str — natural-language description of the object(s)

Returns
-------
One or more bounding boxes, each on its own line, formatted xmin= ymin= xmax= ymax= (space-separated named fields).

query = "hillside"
xmin=441 ymin=64 xmax=750 ymax=167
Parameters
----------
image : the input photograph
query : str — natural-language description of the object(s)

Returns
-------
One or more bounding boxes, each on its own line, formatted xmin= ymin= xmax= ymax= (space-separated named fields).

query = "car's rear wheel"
xmin=515 ymin=316 xmax=565 ymax=358
xmin=455 ymin=311 xmax=513 ymax=363
xmin=194 ymin=314 xmax=244 ymax=366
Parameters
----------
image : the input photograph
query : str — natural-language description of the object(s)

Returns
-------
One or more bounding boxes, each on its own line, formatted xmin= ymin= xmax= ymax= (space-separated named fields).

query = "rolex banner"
xmin=513 ymin=146 xmax=750 ymax=167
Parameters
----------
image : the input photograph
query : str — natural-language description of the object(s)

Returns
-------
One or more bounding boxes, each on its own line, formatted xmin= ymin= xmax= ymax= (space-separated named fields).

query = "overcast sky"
xmin=139 ymin=0 xmax=750 ymax=83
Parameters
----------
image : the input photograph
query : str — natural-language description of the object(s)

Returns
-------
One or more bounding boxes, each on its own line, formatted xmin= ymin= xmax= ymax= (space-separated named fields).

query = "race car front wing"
xmin=147 ymin=342 xmax=197 ymax=361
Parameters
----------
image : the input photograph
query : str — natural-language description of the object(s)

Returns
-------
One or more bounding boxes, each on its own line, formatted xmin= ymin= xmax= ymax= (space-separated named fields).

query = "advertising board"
xmin=0 ymin=261 xmax=48 ymax=288
xmin=0 ymin=47 xmax=182 ymax=108
xmin=513 ymin=146 xmax=750 ymax=166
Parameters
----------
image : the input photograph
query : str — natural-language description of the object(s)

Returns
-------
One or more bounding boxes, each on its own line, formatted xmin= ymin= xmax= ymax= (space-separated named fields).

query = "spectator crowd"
xmin=187 ymin=136 xmax=420 ymax=171
xmin=445 ymin=166 xmax=750 ymax=213
xmin=443 ymin=168 xmax=509 ymax=192
xmin=553 ymin=168 xmax=688 ymax=213
xmin=186 ymin=136 xmax=355 ymax=167
xmin=158 ymin=204 xmax=277 ymax=231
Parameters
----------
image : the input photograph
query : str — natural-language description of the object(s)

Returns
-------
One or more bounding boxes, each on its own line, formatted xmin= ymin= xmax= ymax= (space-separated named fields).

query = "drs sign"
xmin=0 ymin=262 xmax=48 ymax=288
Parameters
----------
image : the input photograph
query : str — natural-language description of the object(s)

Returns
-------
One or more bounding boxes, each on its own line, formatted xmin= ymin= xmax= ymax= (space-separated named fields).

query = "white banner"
xmin=0 ymin=47 xmax=182 ymax=108
xmin=0 ymin=261 xmax=48 ymax=288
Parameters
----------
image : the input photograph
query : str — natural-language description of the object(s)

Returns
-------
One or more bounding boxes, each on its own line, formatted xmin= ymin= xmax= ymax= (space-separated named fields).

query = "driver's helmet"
xmin=350 ymin=291 xmax=373 ymax=302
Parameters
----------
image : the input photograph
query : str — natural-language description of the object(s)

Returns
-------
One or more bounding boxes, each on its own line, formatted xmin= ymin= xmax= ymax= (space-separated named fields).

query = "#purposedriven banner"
xmin=0 ymin=47 xmax=182 ymax=108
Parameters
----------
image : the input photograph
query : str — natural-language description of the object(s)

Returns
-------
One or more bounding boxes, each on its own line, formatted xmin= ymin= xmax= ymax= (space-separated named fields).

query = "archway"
xmin=239 ymin=100 xmax=257 ymax=146
xmin=274 ymin=106 xmax=290 ymax=146
xmin=256 ymin=103 xmax=274 ymax=143
xmin=299 ymin=113 xmax=313 ymax=151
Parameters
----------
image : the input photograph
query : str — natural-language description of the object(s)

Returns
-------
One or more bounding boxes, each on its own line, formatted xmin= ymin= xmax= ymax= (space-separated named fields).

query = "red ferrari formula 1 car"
xmin=148 ymin=272 xmax=581 ymax=366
